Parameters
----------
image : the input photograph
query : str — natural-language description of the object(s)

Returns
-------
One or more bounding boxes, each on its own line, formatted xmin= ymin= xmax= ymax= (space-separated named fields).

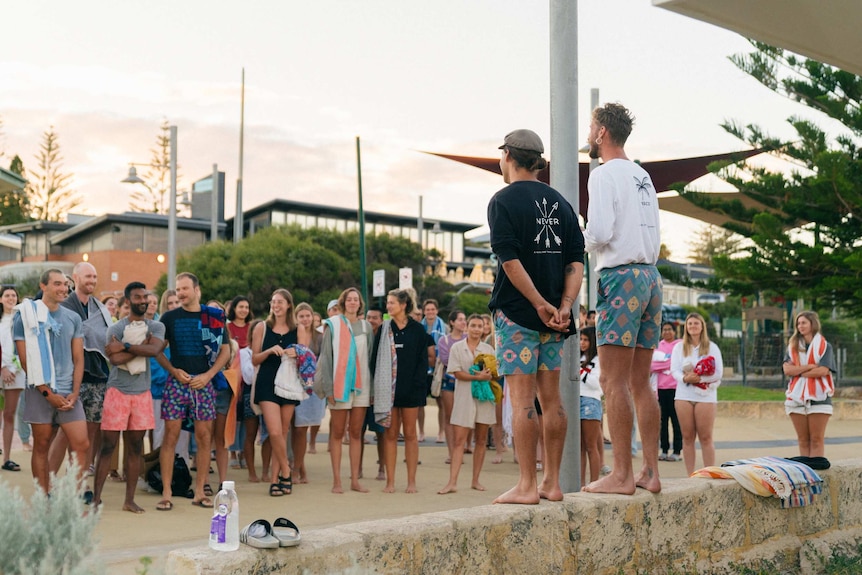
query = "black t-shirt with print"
xmin=487 ymin=180 xmax=584 ymax=333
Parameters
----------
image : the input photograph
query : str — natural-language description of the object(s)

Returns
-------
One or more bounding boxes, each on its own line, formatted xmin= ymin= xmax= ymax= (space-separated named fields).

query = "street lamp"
xmin=121 ymin=126 xmax=179 ymax=290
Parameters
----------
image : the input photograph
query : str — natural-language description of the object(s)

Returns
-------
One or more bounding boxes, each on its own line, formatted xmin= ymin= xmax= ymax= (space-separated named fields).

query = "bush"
xmin=0 ymin=469 xmax=103 ymax=574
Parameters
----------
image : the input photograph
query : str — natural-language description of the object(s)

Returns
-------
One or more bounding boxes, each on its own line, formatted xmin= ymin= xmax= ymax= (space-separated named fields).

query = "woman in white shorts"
xmin=672 ymin=313 xmax=723 ymax=476
xmin=783 ymin=311 xmax=836 ymax=458
xmin=314 ymin=287 xmax=373 ymax=494
xmin=1 ymin=286 xmax=25 ymax=472
xmin=438 ymin=314 xmax=495 ymax=494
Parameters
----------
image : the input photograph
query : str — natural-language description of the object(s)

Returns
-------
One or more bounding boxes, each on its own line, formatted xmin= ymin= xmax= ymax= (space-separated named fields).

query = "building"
xmin=229 ymin=198 xmax=479 ymax=265
xmin=0 ymin=213 xmax=223 ymax=295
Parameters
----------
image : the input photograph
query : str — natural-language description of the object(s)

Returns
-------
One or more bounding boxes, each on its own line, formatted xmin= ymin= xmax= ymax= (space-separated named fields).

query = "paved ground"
xmin=1 ymin=404 xmax=860 ymax=574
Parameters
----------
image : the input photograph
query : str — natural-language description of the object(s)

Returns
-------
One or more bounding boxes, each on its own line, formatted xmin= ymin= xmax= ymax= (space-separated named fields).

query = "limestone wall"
xmin=167 ymin=459 xmax=862 ymax=575
xmin=718 ymin=400 xmax=862 ymax=420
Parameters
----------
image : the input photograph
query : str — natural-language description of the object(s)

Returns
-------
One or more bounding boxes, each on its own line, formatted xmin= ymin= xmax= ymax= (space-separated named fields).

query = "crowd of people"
xmin=0 ymin=102 xmax=838 ymax=516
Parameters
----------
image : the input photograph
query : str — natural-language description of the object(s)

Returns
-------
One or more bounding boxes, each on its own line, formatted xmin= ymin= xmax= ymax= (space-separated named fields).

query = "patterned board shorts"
xmin=80 ymin=380 xmax=107 ymax=423
xmin=596 ymin=264 xmax=663 ymax=349
xmin=101 ymin=386 xmax=155 ymax=432
xmin=160 ymin=377 xmax=216 ymax=422
xmin=494 ymin=310 xmax=564 ymax=375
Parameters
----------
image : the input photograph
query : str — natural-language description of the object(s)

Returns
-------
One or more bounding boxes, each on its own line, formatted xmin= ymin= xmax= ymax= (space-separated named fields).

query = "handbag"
xmin=274 ymin=355 xmax=306 ymax=401
xmin=430 ymin=360 xmax=444 ymax=398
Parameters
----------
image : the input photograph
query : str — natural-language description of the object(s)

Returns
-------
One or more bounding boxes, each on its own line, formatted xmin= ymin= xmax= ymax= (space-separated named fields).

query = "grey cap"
xmin=327 ymin=299 xmax=339 ymax=311
xmin=499 ymin=129 xmax=544 ymax=153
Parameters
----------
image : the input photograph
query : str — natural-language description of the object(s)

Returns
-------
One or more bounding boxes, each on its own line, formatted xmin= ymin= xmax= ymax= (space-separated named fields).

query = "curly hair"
xmin=593 ymin=102 xmax=635 ymax=146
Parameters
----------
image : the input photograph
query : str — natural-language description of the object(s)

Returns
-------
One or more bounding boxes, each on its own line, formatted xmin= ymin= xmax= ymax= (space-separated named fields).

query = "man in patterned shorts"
xmin=155 ymin=272 xmax=231 ymax=510
xmin=488 ymin=129 xmax=584 ymax=505
xmin=582 ymin=103 xmax=663 ymax=495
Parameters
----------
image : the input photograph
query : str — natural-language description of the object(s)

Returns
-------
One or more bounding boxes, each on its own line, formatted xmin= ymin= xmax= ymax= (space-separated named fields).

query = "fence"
xmin=715 ymin=336 xmax=860 ymax=387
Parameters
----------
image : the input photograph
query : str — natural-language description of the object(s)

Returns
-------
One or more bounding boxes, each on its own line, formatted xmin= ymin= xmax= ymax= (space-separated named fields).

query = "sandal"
xmin=278 ymin=474 xmax=292 ymax=495
xmin=203 ymin=484 xmax=214 ymax=497
xmin=156 ymin=499 xmax=174 ymax=511
xmin=191 ymin=497 xmax=213 ymax=508
xmin=659 ymin=453 xmax=668 ymax=461
xmin=272 ymin=517 xmax=301 ymax=547
xmin=240 ymin=519 xmax=280 ymax=548
xmin=1 ymin=460 xmax=21 ymax=472
xmin=269 ymin=483 xmax=285 ymax=497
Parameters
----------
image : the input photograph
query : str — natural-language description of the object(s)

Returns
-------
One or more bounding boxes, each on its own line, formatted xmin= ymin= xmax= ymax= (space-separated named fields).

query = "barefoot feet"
xmin=581 ymin=472 xmax=636 ymax=495
xmin=493 ymin=485 xmax=540 ymax=505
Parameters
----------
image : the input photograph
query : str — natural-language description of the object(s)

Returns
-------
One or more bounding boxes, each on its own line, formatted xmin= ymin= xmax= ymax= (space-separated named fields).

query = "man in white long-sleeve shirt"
xmin=581 ymin=103 xmax=663 ymax=495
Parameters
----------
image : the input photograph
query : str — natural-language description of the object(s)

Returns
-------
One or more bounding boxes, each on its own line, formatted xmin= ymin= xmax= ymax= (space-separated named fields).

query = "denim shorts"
xmin=579 ymin=396 xmax=602 ymax=421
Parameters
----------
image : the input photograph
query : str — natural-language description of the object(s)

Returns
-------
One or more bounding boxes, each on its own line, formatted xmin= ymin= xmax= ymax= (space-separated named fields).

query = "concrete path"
xmin=1 ymin=405 xmax=859 ymax=574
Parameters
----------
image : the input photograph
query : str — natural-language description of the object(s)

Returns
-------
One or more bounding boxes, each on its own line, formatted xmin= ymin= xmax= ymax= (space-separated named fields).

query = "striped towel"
xmin=693 ymin=456 xmax=823 ymax=508
xmin=16 ymin=299 xmax=56 ymax=391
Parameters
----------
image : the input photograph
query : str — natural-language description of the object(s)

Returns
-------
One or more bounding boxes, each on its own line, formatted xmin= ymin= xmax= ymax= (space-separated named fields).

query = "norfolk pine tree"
xmin=683 ymin=41 xmax=862 ymax=313
xmin=28 ymin=126 xmax=82 ymax=221
xmin=130 ymin=119 xmax=175 ymax=214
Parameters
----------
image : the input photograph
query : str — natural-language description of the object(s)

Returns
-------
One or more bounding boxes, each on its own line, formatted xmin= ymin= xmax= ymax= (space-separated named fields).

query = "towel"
xmin=118 ymin=320 xmax=149 ymax=375
xmin=372 ymin=320 xmax=397 ymax=428
xmin=62 ymin=294 xmax=111 ymax=379
xmin=322 ymin=316 xmax=361 ymax=403
xmin=693 ymin=456 xmax=823 ymax=508
xmin=16 ymin=299 xmax=56 ymax=391
xmin=786 ymin=333 xmax=834 ymax=403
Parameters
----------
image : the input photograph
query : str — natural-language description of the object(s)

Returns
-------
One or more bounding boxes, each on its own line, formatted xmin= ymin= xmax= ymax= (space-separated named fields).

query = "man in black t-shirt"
xmin=155 ymin=272 xmax=230 ymax=511
xmin=488 ymin=129 xmax=584 ymax=505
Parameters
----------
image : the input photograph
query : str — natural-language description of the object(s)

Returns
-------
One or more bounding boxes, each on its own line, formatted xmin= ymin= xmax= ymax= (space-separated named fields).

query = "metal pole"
xmin=586 ymin=88 xmax=599 ymax=313
xmin=356 ymin=136 xmax=369 ymax=306
xmin=234 ymin=67 xmax=245 ymax=243
xmin=417 ymin=195 xmax=423 ymax=251
xmin=168 ymin=126 xmax=178 ymax=291
xmin=550 ymin=0 xmax=580 ymax=493
xmin=211 ymin=164 xmax=219 ymax=241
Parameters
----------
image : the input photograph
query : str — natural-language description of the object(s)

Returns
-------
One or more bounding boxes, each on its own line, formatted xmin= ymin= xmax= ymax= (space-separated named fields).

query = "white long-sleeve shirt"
xmin=583 ymin=159 xmax=661 ymax=271
xmin=670 ymin=341 xmax=723 ymax=403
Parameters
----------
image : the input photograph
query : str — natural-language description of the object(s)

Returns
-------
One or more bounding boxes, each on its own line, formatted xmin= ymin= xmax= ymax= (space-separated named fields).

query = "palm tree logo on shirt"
xmin=534 ymin=197 xmax=562 ymax=249
xmin=634 ymin=176 xmax=653 ymax=206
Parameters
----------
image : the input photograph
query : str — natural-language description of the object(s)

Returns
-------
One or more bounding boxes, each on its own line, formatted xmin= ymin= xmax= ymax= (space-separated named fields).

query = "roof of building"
xmin=49 ymin=212 xmax=226 ymax=244
xmin=230 ymin=198 xmax=480 ymax=233
xmin=0 ymin=167 xmax=27 ymax=196
xmin=0 ymin=220 xmax=73 ymax=235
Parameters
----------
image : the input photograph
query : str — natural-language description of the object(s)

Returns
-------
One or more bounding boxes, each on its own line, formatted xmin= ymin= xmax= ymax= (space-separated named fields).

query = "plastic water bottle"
xmin=209 ymin=481 xmax=239 ymax=551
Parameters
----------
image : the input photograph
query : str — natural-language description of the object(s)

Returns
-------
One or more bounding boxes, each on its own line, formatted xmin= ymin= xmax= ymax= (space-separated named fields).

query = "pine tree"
xmin=28 ymin=127 xmax=81 ymax=221
xmin=129 ymin=120 xmax=177 ymax=214
xmin=688 ymin=225 xmax=743 ymax=266
xmin=692 ymin=41 xmax=862 ymax=312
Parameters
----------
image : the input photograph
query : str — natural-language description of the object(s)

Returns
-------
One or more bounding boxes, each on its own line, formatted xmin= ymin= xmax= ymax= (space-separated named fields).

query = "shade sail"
xmin=426 ymin=149 xmax=763 ymax=221
xmin=653 ymin=0 xmax=862 ymax=77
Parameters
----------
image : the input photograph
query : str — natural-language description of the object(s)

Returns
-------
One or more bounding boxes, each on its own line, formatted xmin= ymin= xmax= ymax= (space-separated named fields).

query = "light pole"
xmin=121 ymin=125 xmax=179 ymax=290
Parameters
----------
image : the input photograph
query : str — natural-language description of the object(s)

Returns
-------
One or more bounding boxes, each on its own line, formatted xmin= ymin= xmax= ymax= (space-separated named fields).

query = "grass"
xmin=717 ymin=386 xmax=787 ymax=402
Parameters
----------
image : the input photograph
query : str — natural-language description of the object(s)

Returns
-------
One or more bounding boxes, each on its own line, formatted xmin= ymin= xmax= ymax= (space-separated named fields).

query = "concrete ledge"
xmin=718 ymin=400 xmax=862 ymax=420
xmin=167 ymin=459 xmax=862 ymax=574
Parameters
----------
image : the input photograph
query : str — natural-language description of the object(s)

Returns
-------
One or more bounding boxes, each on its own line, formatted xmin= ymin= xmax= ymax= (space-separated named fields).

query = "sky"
xmin=0 ymin=0 xmax=827 ymax=262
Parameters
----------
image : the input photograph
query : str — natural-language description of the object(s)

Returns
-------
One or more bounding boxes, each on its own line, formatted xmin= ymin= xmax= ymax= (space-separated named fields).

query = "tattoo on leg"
xmin=525 ymin=408 xmax=537 ymax=420
xmin=557 ymin=407 xmax=567 ymax=420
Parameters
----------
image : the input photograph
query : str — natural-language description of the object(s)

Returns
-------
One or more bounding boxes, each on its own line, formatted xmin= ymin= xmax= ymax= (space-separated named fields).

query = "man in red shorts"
xmin=93 ymin=281 xmax=165 ymax=512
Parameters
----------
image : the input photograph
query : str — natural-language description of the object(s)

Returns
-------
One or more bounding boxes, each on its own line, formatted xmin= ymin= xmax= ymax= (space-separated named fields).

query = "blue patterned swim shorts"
xmin=493 ymin=310 xmax=564 ymax=375
xmin=595 ymin=264 xmax=663 ymax=349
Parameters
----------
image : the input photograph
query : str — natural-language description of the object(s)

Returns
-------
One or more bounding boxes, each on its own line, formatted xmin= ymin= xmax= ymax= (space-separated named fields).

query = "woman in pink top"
xmin=652 ymin=322 xmax=682 ymax=462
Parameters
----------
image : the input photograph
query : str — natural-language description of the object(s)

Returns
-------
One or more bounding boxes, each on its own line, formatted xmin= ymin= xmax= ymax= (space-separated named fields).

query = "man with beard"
xmin=155 ymin=272 xmax=230 ymax=510
xmin=50 ymin=262 xmax=113 ymax=477
xmin=93 ymin=281 xmax=165 ymax=513
xmin=581 ymin=103 xmax=663 ymax=495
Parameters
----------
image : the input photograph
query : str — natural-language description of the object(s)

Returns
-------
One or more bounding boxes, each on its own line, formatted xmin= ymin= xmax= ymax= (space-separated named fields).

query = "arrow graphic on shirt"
xmin=534 ymin=198 xmax=563 ymax=248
